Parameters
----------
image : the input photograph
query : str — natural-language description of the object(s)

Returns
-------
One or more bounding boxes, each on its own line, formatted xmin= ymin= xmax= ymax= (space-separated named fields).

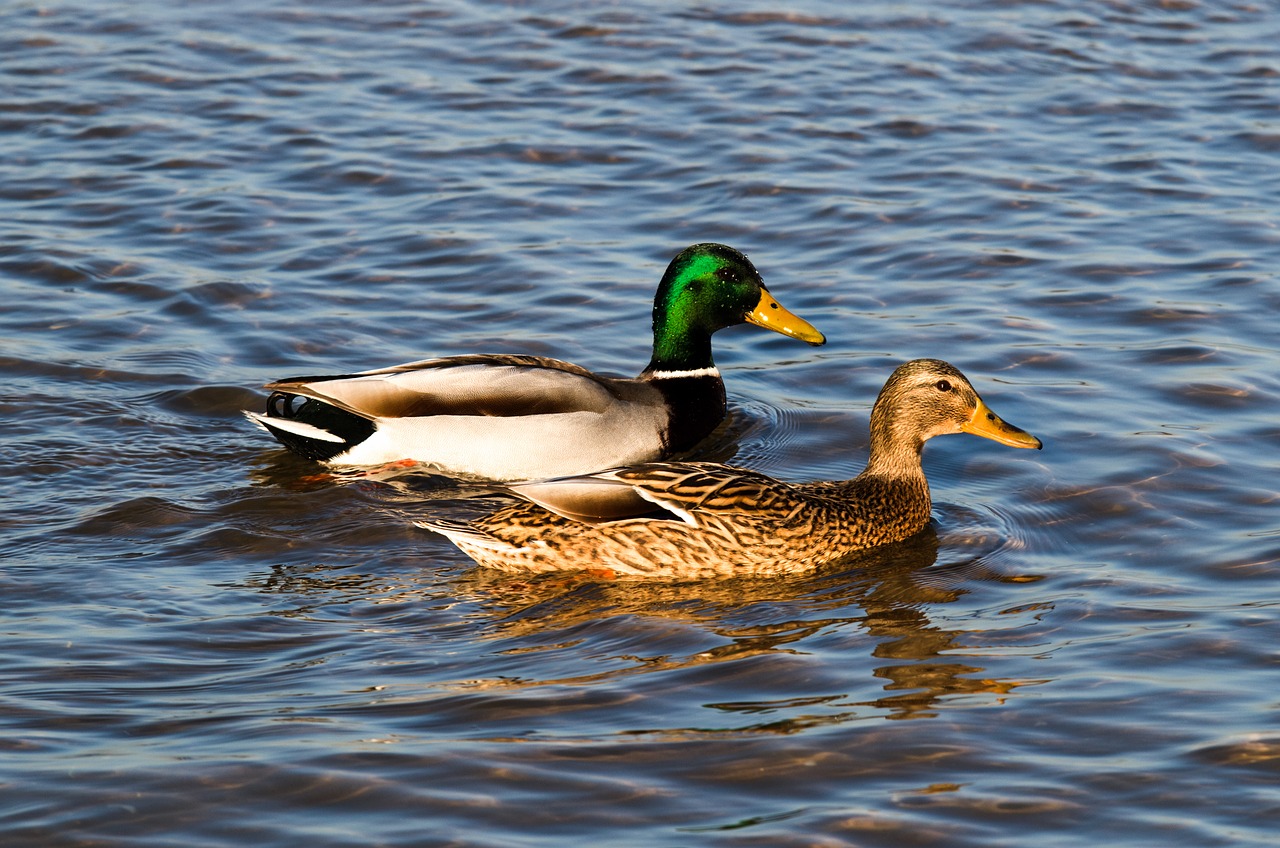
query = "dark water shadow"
xmin=230 ymin=519 xmax=1047 ymax=725
xmin=454 ymin=526 xmax=1046 ymax=723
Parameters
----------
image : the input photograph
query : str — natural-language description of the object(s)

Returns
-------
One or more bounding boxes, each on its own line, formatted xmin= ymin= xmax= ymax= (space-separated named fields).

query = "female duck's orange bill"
xmin=961 ymin=399 xmax=1042 ymax=450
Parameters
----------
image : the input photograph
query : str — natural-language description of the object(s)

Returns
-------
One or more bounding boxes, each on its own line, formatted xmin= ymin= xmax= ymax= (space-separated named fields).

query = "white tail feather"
xmin=415 ymin=520 xmax=515 ymax=552
xmin=242 ymin=411 xmax=346 ymax=443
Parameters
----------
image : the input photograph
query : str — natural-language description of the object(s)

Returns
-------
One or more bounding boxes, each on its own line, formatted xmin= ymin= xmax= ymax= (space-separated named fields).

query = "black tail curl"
xmin=262 ymin=391 xmax=377 ymax=462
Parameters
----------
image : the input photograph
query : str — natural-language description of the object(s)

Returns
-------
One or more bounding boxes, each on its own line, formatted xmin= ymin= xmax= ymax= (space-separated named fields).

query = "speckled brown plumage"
xmin=420 ymin=359 xmax=1042 ymax=578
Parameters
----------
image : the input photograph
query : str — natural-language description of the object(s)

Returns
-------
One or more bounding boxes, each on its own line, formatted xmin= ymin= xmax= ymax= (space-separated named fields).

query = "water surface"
xmin=3 ymin=1 xmax=1279 ymax=846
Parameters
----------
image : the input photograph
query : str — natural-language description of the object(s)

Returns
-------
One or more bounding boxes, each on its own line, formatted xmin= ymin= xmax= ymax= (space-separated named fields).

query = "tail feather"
xmin=244 ymin=391 xmax=377 ymax=462
xmin=415 ymin=518 xmax=515 ymax=553
xmin=243 ymin=410 xmax=345 ymax=443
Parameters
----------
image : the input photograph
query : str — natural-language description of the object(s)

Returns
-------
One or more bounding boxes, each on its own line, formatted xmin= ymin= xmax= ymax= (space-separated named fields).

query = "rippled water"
xmin=3 ymin=1 xmax=1279 ymax=845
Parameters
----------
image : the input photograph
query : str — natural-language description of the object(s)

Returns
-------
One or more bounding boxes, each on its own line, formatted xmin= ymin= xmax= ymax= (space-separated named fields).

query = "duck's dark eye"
xmin=935 ymin=379 xmax=952 ymax=392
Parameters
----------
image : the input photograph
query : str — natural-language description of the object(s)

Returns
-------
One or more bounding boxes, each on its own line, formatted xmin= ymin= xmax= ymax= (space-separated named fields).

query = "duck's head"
xmin=647 ymin=243 xmax=825 ymax=371
xmin=867 ymin=359 xmax=1041 ymax=468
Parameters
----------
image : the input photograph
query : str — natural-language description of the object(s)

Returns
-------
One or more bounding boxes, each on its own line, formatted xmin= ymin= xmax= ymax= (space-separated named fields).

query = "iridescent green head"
xmin=645 ymin=243 xmax=825 ymax=373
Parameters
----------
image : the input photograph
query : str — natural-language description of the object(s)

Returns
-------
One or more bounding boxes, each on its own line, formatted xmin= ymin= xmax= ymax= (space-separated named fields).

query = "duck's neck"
xmin=834 ymin=408 xmax=931 ymax=539
xmin=640 ymin=324 xmax=717 ymax=379
xmin=863 ymin=435 xmax=925 ymax=480
xmin=862 ymin=404 xmax=928 ymax=482
xmin=640 ymin=324 xmax=726 ymax=452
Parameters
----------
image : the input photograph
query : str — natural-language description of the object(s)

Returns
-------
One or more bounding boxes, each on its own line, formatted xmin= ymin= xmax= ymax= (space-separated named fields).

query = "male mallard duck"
xmin=245 ymin=243 xmax=825 ymax=480
xmin=419 ymin=359 xmax=1042 ymax=577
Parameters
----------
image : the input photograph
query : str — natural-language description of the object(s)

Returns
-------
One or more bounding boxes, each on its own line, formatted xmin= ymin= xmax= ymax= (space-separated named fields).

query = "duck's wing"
xmin=508 ymin=476 xmax=665 ymax=523
xmin=264 ymin=354 xmax=631 ymax=421
xmin=509 ymin=462 xmax=802 ymax=526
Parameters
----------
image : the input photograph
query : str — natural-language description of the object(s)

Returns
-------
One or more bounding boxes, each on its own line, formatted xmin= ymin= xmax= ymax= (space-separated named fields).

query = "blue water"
xmin=3 ymin=1 xmax=1279 ymax=845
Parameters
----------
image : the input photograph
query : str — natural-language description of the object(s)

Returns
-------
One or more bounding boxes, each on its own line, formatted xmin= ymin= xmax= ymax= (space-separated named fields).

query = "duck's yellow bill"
xmin=961 ymin=399 xmax=1042 ymax=450
xmin=746 ymin=289 xmax=826 ymax=346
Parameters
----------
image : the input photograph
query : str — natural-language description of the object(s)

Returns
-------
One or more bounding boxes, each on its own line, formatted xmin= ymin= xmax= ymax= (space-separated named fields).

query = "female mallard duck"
xmin=245 ymin=243 xmax=825 ymax=480
xmin=419 ymin=359 xmax=1042 ymax=577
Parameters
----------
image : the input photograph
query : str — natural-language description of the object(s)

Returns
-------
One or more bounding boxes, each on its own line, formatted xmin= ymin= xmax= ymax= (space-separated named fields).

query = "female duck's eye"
xmin=935 ymin=379 xmax=952 ymax=392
